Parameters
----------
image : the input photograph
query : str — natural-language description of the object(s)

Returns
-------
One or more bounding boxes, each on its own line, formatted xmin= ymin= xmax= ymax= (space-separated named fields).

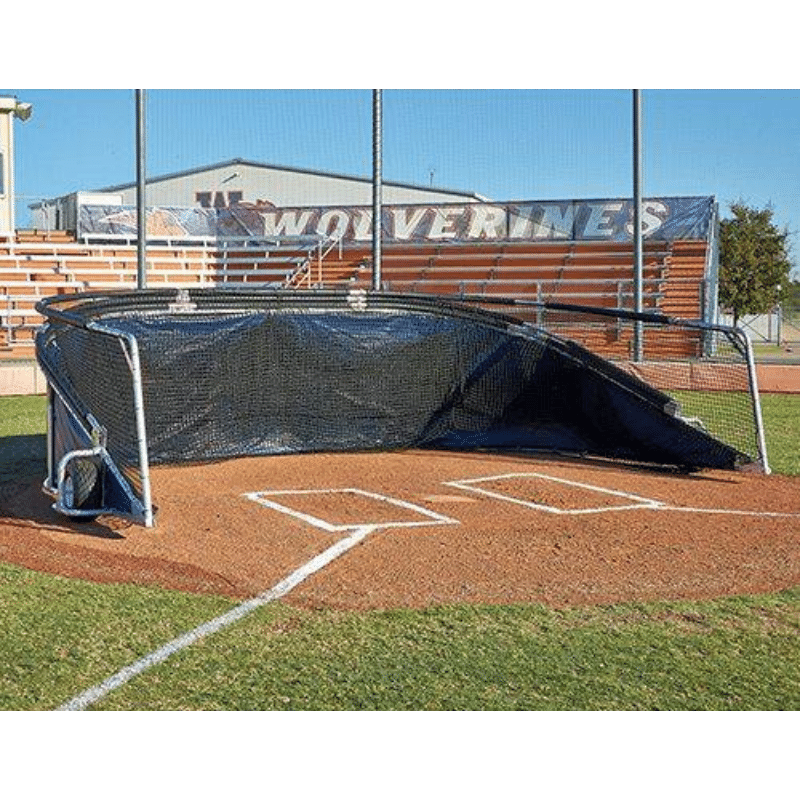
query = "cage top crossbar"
xmin=35 ymin=287 xmax=529 ymax=333
xmin=35 ymin=286 xmax=723 ymax=333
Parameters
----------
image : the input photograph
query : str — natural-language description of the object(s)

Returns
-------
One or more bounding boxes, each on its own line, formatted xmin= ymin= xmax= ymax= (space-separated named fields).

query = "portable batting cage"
xmin=35 ymin=287 xmax=768 ymax=528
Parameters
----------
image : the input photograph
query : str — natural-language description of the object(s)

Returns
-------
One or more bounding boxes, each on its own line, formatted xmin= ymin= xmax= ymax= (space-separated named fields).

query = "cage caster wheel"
xmin=63 ymin=459 xmax=102 ymax=523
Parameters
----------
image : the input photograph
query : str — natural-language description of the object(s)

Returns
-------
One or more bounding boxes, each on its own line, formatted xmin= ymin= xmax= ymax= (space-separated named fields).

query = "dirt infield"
xmin=1 ymin=450 xmax=799 ymax=610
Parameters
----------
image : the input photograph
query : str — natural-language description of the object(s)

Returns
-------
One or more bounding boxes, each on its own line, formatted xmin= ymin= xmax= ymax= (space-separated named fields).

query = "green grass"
xmin=752 ymin=342 xmax=800 ymax=361
xmin=0 ymin=392 xmax=798 ymax=710
xmin=0 ymin=558 xmax=796 ymax=710
xmin=0 ymin=394 xmax=47 ymax=437
xmin=0 ymin=562 xmax=230 ymax=710
xmin=4 ymin=390 xmax=797 ymax=475
xmin=761 ymin=393 xmax=800 ymax=475
xmin=0 ymin=394 xmax=46 ymax=483
xmin=95 ymin=589 xmax=800 ymax=711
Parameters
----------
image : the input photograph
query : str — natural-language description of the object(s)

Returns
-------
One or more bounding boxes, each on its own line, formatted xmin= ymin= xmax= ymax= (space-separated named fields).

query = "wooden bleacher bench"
xmin=0 ymin=231 xmax=708 ymax=364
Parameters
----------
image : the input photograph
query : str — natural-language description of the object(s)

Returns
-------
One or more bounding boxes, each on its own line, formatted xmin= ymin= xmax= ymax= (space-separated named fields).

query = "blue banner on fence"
xmin=79 ymin=196 xmax=715 ymax=243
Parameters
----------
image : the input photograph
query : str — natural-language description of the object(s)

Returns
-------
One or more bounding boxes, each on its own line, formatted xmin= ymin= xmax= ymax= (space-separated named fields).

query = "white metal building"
xmin=31 ymin=158 xmax=484 ymax=232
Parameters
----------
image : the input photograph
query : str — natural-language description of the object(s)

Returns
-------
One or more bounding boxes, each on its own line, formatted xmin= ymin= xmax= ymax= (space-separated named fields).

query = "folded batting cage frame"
xmin=36 ymin=287 xmax=768 ymax=527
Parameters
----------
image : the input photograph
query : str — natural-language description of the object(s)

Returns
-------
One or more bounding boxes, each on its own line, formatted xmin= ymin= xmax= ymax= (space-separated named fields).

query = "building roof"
xmin=97 ymin=157 xmax=487 ymax=201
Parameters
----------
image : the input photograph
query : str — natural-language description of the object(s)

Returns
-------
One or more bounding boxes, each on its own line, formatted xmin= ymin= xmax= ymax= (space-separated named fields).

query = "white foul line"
xmin=58 ymin=524 xmax=375 ymax=711
xmin=58 ymin=488 xmax=458 ymax=711
xmin=445 ymin=471 xmax=800 ymax=518
xmin=659 ymin=506 xmax=800 ymax=518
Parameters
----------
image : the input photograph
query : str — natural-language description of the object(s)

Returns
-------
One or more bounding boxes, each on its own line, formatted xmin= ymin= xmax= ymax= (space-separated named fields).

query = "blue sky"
xmin=3 ymin=89 xmax=799 ymax=277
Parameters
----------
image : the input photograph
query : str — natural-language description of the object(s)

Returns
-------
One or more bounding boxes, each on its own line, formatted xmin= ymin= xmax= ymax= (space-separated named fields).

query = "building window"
xmin=0 ymin=151 xmax=5 ymax=197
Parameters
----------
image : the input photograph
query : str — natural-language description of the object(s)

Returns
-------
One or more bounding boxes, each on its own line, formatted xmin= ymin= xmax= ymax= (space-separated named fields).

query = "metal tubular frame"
xmin=88 ymin=320 xmax=154 ymax=525
xmin=37 ymin=302 xmax=156 ymax=527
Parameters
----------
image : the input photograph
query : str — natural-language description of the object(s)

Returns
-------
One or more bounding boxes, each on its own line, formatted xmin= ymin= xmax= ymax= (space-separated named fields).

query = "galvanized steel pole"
xmin=632 ymin=89 xmax=643 ymax=361
xmin=372 ymin=89 xmax=383 ymax=291
xmin=136 ymin=89 xmax=147 ymax=290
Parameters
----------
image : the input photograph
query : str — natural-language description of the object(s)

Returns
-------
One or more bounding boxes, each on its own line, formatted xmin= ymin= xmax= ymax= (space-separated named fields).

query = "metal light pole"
xmin=372 ymin=89 xmax=383 ymax=291
xmin=632 ymin=89 xmax=644 ymax=361
xmin=136 ymin=89 xmax=147 ymax=290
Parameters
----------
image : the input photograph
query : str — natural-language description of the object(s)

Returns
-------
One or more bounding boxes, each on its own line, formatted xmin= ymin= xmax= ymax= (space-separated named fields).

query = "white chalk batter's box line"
xmin=246 ymin=477 xmax=800 ymax=523
xmin=444 ymin=472 xmax=800 ymax=519
xmin=444 ymin=472 xmax=665 ymax=515
xmin=244 ymin=488 xmax=459 ymax=532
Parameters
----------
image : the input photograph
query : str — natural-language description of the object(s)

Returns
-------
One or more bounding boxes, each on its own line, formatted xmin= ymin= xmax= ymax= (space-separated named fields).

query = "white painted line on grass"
xmin=58 ymin=489 xmax=458 ymax=711
xmin=58 ymin=524 xmax=375 ymax=711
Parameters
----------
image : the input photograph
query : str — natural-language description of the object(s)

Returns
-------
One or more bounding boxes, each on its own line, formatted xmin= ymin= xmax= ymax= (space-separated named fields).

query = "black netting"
xmin=37 ymin=290 xmax=751 ymax=495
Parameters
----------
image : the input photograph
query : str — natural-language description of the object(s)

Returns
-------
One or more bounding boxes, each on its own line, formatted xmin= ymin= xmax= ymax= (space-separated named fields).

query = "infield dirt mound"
xmin=1 ymin=450 xmax=799 ymax=610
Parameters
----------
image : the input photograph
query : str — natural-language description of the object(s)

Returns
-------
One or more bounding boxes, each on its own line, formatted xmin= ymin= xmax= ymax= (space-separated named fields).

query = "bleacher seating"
xmin=0 ymin=231 xmax=710 ymax=362
xmin=0 ymin=232 xmax=317 ymax=358
xmin=339 ymin=240 xmax=684 ymax=304
xmin=314 ymin=238 xmax=707 ymax=359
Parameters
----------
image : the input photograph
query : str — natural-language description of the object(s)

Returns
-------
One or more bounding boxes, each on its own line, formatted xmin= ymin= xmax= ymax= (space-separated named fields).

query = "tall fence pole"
xmin=372 ymin=89 xmax=383 ymax=291
xmin=136 ymin=89 xmax=147 ymax=290
xmin=632 ymin=89 xmax=643 ymax=361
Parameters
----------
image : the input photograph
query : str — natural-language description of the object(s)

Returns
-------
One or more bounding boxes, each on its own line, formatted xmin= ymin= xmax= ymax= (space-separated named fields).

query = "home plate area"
xmin=244 ymin=488 xmax=459 ymax=533
xmin=3 ymin=450 xmax=800 ymax=610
